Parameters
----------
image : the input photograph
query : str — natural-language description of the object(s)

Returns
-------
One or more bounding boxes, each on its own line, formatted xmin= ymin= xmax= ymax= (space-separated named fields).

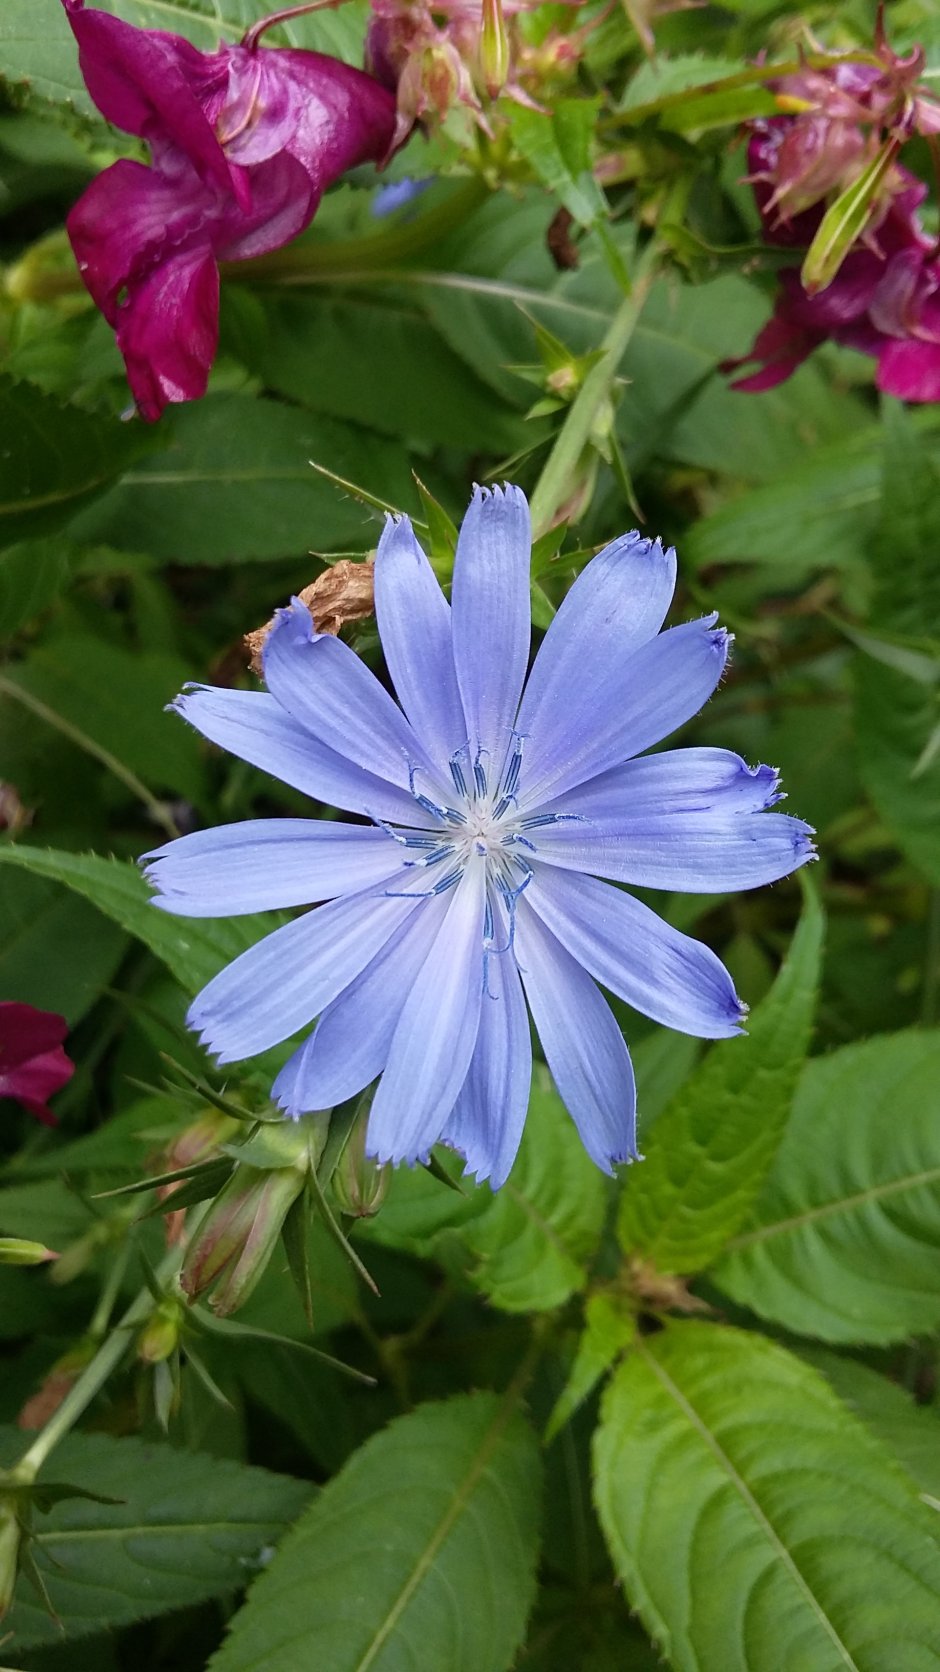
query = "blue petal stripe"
xmin=263 ymin=598 xmax=449 ymax=802
xmin=514 ymin=898 xmax=638 ymax=1172
xmin=519 ymin=615 xmax=730 ymax=811
xmin=272 ymin=899 xmax=446 ymax=1115
xmin=515 ymin=531 xmax=675 ymax=782
xmin=541 ymin=746 xmax=781 ymax=822
xmin=440 ymin=898 xmax=532 ymax=1189
xmin=532 ymin=810 xmax=816 ymax=892
xmin=143 ymin=819 xmax=403 ymax=916
xmin=451 ymin=485 xmax=531 ymax=785
xmin=172 ymin=685 xmax=434 ymax=827
xmin=525 ymin=867 xmax=744 ymax=1038
xmin=367 ymin=857 xmax=486 ymax=1166
xmin=374 ymin=515 xmax=466 ymax=774
xmin=186 ymin=868 xmax=424 ymax=1063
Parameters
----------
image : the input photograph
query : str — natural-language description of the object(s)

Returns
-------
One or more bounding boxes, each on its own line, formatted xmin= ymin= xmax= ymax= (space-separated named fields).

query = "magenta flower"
xmin=727 ymin=125 xmax=940 ymax=401
xmin=0 ymin=1003 xmax=74 ymax=1127
xmin=61 ymin=1 xmax=397 ymax=419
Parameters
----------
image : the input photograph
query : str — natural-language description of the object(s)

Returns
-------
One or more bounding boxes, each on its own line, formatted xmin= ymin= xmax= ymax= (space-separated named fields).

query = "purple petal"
xmin=61 ymin=2 xmax=234 ymax=196
xmin=212 ymin=149 xmax=314 ymax=262
xmin=532 ymin=810 xmax=816 ymax=892
xmin=515 ymin=531 xmax=676 ymax=794
xmin=272 ymin=900 xmax=445 ymax=1114
xmin=520 ymin=616 xmax=730 ymax=810
xmin=262 ymin=599 xmax=447 ymax=802
xmin=451 ymin=485 xmax=531 ymax=783
xmin=440 ymin=910 xmax=532 ymax=1189
xmin=877 ymin=338 xmax=940 ymax=402
xmin=172 ymin=686 xmax=434 ymax=828
xmin=514 ymin=898 xmax=638 ymax=1172
xmin=525 ymin=867 xmax=744 ymax=1039
xmin=143 ymin=819 xmax=403 ymax=917
xmin=115 ymin=241 xmax=220 ymax=422
xmin=187 ymin=869 xmax=424 ymax=1063
xmin=541 ymin=748 xmax=782 ymax=823
xmin=272 ymin=48 xmax=397 ymax=187
xmin=367 ymin=860 xmax=486 ymax=1166
xmin=66 ymin=157 xmax=210 ymax=323
xmin=374 ymin=516 xmax=465 ymax=771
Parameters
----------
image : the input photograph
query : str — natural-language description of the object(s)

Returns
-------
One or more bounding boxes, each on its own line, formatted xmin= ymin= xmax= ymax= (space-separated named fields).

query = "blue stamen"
xmin=519 ymin=812 xmax=584 ymax=830
xmin=449 ymin=754 xmax=469 ymax=798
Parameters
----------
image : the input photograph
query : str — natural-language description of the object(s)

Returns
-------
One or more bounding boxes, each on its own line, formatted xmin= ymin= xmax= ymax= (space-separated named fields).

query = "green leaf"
xmin=1 ymin=635 xmax=208 ymax=807
xmin=0 ymin=376 xmax=154 ymax=550
xmin=507 ymin=101 xmax=606 ymax=229
xmin=209 ymin=1391 xmax=541 ymax=1672
xmin=593 ymin=1321 xmax=940 ymax=1671
xmin=0 ymin=846 xmax=278 ymax=996
xmin=870 ymin=402 xmax=940 ymax=641
xmin=856 ymin=657 xmax=940 ymax=886
xmin=801 ymin=1348 xmax=940 ymax=1507
xmin=712 ymin=1030 xmax=940 ymax=1345
xmin=240 ymin=297 xmax=524 ymax=453
xmin=0 ymin=1427 xmax=312 ymax=1648
xmin=68 ymin=395 xmax=412 ymax=566
xmin=617 ymin=882 xmax=823 ymax=1275
xmin=0 ymin=0 xmax=368 ymax=113
xmin=361 ymin=1074 xmax=607 ymax=1313
xmin=0 ymin=867 xmax=126 ymax=1025
xmin=456 ymin=1077 xmax=608 ymax=1313
xmin=0 ymin=537 xmax=75 ymax=637
xmin=545 ymin=1290 xmax=636 ymax=1442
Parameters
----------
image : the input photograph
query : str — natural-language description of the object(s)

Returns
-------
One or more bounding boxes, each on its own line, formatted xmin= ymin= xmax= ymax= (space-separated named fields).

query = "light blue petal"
xmin=451 ymin=484 xmax=531 ymax=784
xmin=541 ymin=747 xmax=782 ymax=822
xmin=514 ymin=898 xmax=638 ymax=1172
xmin=532 ymin=810 xmax=816 ymax=892
xmin=187 ymin=869 xmax=424 ymax=1064
xmin=367 ymin=858 xmax=486 ymax=1166
xmin=263 ymin=599 xmax=448 ymax=802
xmin=515 ymin=532 xmax=676 ymax=791
xmin=525 ymin=867 xmax=744 ymax=1038
xmin=440 ymin=904 xmax=531 ymax=1189
xmin=143 ymin=819 xmax=403 ymax=917
xmin=374 ymin=515 xmax=465 ymax=771
xmin=272 ymin=899 xmax=446 ymax=1114
xmin=519 ymin=616 xmax=729 ymax=810
xmin=172 ymin=685 xmax=433 ymax=827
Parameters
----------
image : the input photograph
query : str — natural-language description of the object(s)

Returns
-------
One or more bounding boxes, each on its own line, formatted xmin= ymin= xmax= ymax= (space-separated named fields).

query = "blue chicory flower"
xmin=144 ymin=487 xmax=814 ymax=1188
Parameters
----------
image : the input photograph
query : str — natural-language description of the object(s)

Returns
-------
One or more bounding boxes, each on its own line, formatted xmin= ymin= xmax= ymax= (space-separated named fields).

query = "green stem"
xmin=923 ymin=890 xmax=940 ymax=1027
xmin=527 ymin=241 xmax=659 ymax=539
xmin=0 ymin=676 xmax=178 ymax=842
xmin=13 ymin=1250 xmax=180 ymax=1481
xmin=231 ymin=179 xmax=490 ymax=285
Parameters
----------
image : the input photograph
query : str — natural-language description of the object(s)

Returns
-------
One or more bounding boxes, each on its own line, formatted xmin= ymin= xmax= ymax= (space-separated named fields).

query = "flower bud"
xmin=180 ymin=1162 xmax=306 ymax=1316
xmin=333 ymin=1116 xmax=390 ymax=1220
xmin=137 ymin=1299 xmax=183 ymax=1365
xmin=0 ymin=1238 xmax=58 ymax=1266
xmin=480 ymin=0 xmax=510 ymax=98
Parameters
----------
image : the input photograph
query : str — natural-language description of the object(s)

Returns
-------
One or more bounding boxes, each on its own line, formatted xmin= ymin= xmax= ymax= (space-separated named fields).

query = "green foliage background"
xmin=1 ymin=0 xmax=940 ymax=1667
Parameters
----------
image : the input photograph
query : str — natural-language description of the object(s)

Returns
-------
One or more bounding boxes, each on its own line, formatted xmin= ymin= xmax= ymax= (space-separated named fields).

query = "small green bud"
xmin=333 ymin=1116 xmax=390 ymax=1221
xmin=137 ymin=1299 xmax=183 ymax=1366
xmin=181 ymin=1162 xmax=307 ymax=1316
xmin=480 ymin=0 xmax=510 ymax=98
xmin=0 ymin=1238 xmax=58 ymax=1267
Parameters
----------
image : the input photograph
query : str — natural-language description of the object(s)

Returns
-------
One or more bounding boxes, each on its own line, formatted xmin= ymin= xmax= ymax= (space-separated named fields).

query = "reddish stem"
xmin=242 ymin=0 xmax=342 ymax=52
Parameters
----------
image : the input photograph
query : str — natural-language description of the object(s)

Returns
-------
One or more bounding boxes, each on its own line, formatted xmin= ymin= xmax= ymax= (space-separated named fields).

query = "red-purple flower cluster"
xmin=0 ymin=1003 xmax=74 ymax=1127
xmin=727 ymin=52 xmax=940 ymax=401
xmin=62 ymin=1 xmax=397 ymax=420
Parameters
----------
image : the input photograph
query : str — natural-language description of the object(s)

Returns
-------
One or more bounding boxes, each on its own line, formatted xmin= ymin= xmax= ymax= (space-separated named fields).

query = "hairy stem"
xmin=527 ymin=239 xmax=659 ymax=538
